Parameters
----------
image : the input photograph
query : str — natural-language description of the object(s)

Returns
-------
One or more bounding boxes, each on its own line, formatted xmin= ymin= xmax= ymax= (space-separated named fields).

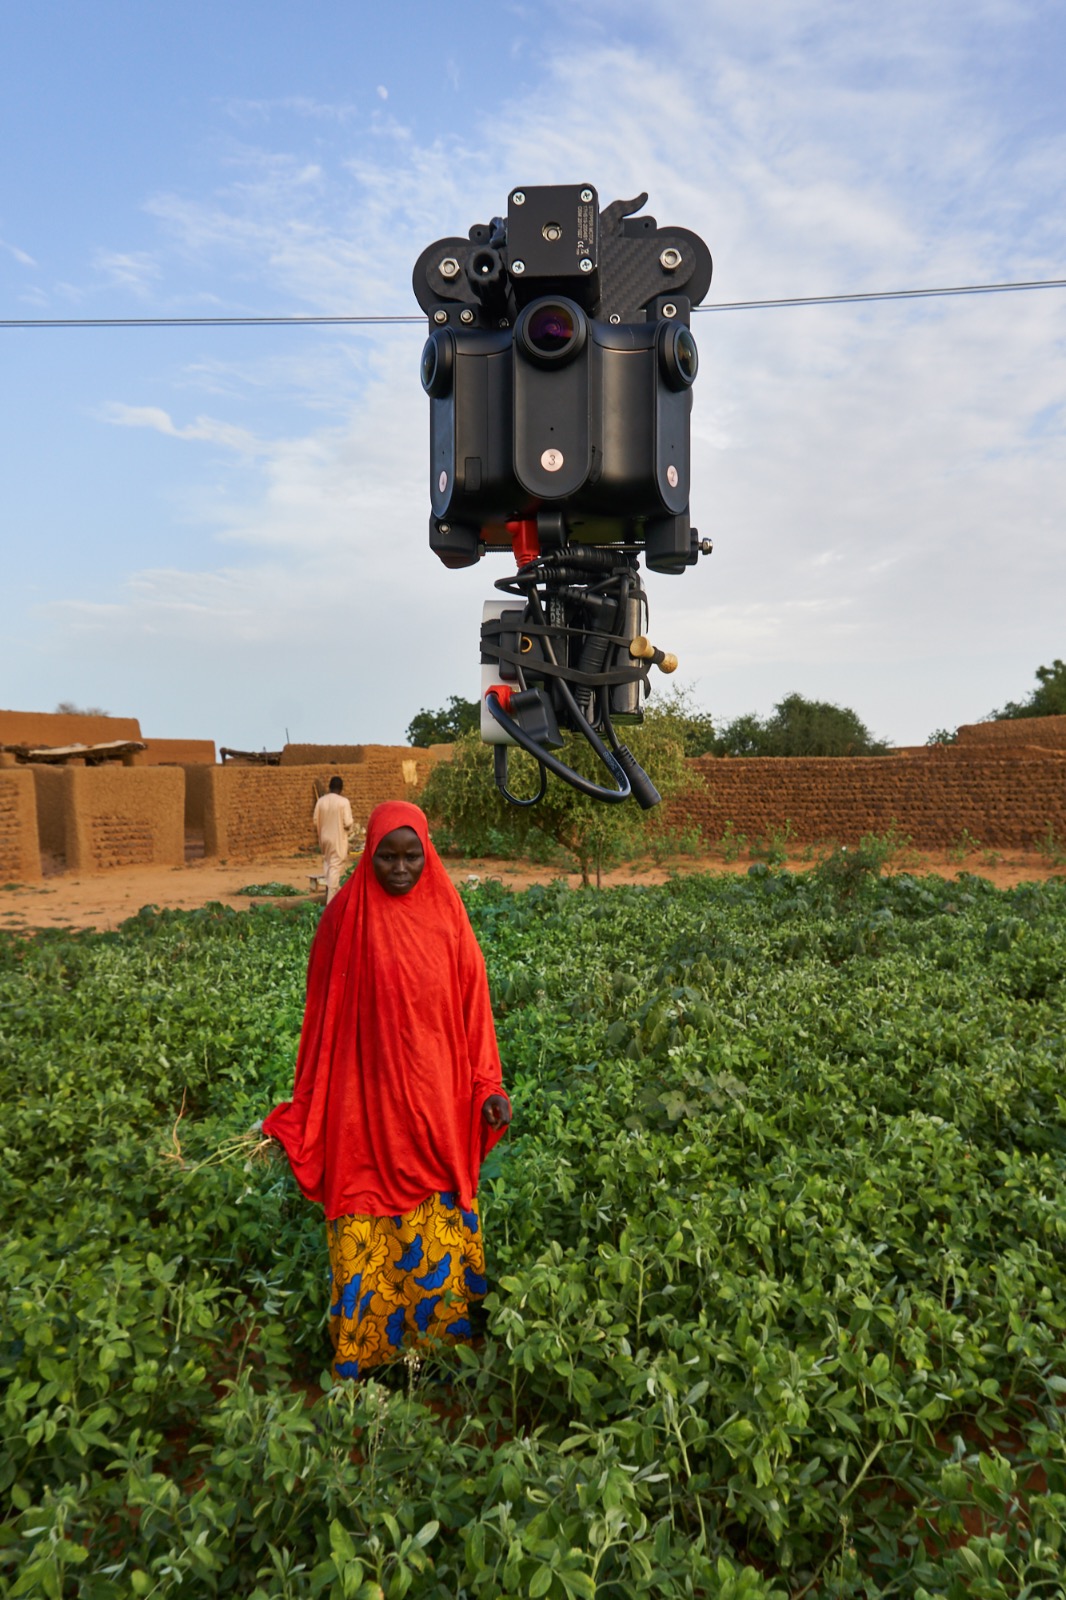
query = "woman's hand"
xmin=482 ymin=1093 xmax=512 ymax=1131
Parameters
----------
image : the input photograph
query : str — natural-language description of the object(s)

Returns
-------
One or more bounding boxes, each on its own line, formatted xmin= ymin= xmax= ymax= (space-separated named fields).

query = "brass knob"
xmin=630 ymin=636 xmax=678 ymax=673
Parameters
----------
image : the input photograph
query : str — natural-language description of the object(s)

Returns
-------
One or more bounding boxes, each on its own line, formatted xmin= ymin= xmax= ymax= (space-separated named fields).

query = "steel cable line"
xmin=2 ymin=277 xmax=1065 ymax=328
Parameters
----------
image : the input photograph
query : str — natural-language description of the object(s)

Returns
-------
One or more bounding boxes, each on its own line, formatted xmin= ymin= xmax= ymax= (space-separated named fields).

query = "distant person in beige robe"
xmin=314 ymin=777 xmax=354 ymax=903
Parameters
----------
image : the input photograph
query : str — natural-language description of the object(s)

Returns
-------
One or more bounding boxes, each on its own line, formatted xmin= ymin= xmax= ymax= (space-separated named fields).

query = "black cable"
xmin=484 ymin=693 xmax=631 ymax=804
xmin=3 ymin=277 xmax=1065 ymax=329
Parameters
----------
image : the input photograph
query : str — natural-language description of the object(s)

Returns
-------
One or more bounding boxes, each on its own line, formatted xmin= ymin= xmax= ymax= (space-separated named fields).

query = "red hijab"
xmin=264 ymin=801 xmax=509 ymax=1220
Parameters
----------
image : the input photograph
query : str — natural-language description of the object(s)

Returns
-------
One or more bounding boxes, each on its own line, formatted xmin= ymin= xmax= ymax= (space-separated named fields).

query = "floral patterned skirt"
xmin=326 ymin=1190 xmax=487 ymax=1379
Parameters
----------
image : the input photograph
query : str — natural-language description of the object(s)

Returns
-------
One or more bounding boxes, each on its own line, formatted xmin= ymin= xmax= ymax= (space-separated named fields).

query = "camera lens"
xmin=527 ymin=303 xmax=575 ymax=352
xmin=675 ymin=328 xmax=698 ymax=383
xmin=658 ymin=321 xmax=699 ymax=390
xmin=517 ymin=298 xmax=586 ymax=365
xmin=420 ymin=329 xmax=454 ymax=398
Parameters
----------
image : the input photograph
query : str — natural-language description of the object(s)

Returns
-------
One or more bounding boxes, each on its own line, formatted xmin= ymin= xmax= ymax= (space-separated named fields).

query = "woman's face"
xmin=372 ymin=826 xmax=426 ymax=896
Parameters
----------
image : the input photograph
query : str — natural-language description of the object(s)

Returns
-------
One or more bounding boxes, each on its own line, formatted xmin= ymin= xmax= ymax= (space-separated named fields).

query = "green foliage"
xmin=715 ymin=693 xmax=890 ymax=757
xmin=989 ymin=657 xmax=1066 ymax=721
xmin=641 ymin=684 xmax=717 ymax=756
xmin=926 ymin=727 xmax=958 ymax=746
xmin=421 ymin=725 xmax=699 ymax=885
xmin=1033 ymin=824 xmax=1066 ymax=867
xmin=236 ymin=882 xmax=302 ymax=897
xmin=3 ymin=874 xmax=1066 ymax=1596
xmin=810 ymin=825 xmax=914 ymax=902
xmin=948 ymin=828 xmax=983 ymax=864
xmin=405 ymin=695 xmax=481 ymax=747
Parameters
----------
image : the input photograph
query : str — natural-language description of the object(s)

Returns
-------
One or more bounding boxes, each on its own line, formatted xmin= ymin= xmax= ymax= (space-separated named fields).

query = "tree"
xmin=989 ymin=659 xmax=1066 ymax=721
xmin=54 ymin=701 xmax=109 ymax=716
xmin=406 ymin=695 xmax=481 ymax=747
xmin=713 ymin=693 xmax=889 ymax=757
xmin=641 ymin=685 xmax=717 ymax=756
xmin=420 ymin=722 xmax=699 ymax=886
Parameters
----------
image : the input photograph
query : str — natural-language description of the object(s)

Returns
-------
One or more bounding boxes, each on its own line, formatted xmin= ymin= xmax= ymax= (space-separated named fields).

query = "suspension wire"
xmin=0 ymin=313 xmax=418 ymax=328
xmin=2 ymin=277 xmax=1065 ymax=329
xmin=694 ymin=277 xmax=1066 ymax=313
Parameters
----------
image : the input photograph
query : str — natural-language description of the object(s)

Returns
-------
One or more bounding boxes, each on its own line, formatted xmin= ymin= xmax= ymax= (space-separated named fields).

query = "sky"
xmin=2 ymin=0 xmax=1064 ymax=750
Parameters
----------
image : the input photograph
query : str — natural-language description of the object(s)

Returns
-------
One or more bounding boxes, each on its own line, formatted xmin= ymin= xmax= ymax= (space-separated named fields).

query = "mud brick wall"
xmin=0 ymin=769 xmax=42 ymax=883
xmin=669 ymin=752 xmax=1066 ymax=850
xmin=0 ymin=708 xmax=142 ymax=748
xmin=64 ymin=767 xmax=184 ymax=871
xmin=956 ymin=714 xmax=1066 ymax=752
xmin=28 ymin=767 xmax=68 ymax=864
xmin=140 ymin=739 xmax=216 ymax=766
xmin=280 ymin=744 xmax=366 ymax=766
xmin=200 ymin=748 xmax=449 ymax=860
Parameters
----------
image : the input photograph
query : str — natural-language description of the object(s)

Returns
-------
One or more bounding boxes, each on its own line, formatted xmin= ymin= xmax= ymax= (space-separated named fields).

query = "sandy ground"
xmin=1 ymin=845 xmax=1063 ymax=935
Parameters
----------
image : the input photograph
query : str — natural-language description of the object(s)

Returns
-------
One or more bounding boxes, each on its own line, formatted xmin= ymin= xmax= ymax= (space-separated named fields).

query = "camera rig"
xmin=413 ymin=184 xmax=713 ymax=807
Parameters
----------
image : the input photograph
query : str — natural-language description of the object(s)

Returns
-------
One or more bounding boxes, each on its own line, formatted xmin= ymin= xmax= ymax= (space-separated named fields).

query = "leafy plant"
xmin=421 ymin=726 xmax=700 ymax=886
xmin=1033 ymin=823 xmax=1066 ymax=868
xmin=3 ymin=873 xmax=1066 ymax=1595
xmin=713 ymin=692 xmax=890 ymax=757
xmin=949 ymin=827 xmax=983 ymax=864
xmin=988 ymin=656 xmax=1066 ymax=720
xmin=236 ymin=882 xmax=303 ymax=897
xmin=717 ymin=819 xmax=748 ymax=863
xmin=405 ymin=694 xmax=481 ymax=747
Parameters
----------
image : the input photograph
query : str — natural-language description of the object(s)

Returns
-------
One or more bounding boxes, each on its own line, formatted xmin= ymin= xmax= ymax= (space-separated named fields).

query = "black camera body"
xmin=413 ymin=185 xmax=712 ymax=574
xmin=413 ymin=187 xmax=714 ymax=809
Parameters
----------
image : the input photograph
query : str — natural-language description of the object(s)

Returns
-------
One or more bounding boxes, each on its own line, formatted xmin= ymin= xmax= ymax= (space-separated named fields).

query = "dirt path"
xmin=1 ymin=846 xmax=1062 ymax=935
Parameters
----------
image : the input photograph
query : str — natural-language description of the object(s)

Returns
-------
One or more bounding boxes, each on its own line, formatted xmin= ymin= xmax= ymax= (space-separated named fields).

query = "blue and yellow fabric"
xmin=326 ymin=1190 xmax=487 ymax=1378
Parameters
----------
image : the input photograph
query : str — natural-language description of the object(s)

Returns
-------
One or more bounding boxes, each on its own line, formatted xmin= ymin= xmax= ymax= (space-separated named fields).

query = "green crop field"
xmin=2 ymin=864 xmax=1066 ymax=1598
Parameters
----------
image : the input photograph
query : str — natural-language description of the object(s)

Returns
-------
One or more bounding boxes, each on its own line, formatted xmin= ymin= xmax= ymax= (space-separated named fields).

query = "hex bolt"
xmin=662 ymin=302 xmax=677 ymax=318
xmin=660 ymin=247 xmax=683 ymax=271
xmin=433 ymin=309 xmax=448 ymax=324
xmin=579 ymin=188 xmax=593 ymax=202
xmin=579 ymin=257 xmax=593 ymax=273
xmin=459 ymin=308 xmax=475 ymax=324
xmin=512 ymin=190 xmax=526 ymax=205
xmin=440 ymin=257 xmax=460 ymax=278
xmin=699 ymin=538 xmax=713 ymax=555
xmin=512 ymin=259 xmax=526 ymax=275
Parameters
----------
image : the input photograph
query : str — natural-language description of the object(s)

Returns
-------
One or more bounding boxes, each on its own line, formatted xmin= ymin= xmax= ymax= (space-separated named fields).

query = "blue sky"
xmin=2 ymin=0 xmax=1064 ymax=748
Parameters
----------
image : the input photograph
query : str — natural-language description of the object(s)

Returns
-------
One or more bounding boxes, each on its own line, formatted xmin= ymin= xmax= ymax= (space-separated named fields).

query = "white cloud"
xmin=1 ymin=236 xmax=36 ymax=267
xmin=16 ymin=0 xmax=1066 ymax=746
xmin=221 ymin=95 xmax=362 ymax=124
xmin=102 ymin=404 xmax=265 ymax=457
xmin=92 ymin=250 xmax=162 ymax=295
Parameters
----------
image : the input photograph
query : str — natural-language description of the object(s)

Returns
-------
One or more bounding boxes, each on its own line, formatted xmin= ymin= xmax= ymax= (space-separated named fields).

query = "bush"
xmin=421 ymin=724 xmax=700 ymax=885
xmin=406 ymin=695 xmax=481 ymax=747
xmin=989 ymin=657 xmax=1066 ymax=720
xmin=714 ymin=693 xmax=890 ymax=757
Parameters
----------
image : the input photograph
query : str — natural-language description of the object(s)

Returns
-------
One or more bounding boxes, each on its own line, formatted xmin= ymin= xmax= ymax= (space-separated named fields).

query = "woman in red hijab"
xmin=264 ymin=800 xmax=511 ymax=1379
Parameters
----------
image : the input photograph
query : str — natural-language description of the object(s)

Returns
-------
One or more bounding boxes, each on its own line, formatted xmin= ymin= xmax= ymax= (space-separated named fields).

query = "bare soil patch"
xmin=1 ymin=847 xmax=1062 ymax=935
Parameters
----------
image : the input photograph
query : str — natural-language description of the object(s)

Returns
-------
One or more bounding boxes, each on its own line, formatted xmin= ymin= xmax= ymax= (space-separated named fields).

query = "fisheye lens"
xmin=527 ymin=303 xmax=576 ymax=353
xmin=659 ymin=321 xmax=698 ymax=390
xmin=676 ymin=328 xmax=698 ymax=383
xmin=420 ymin=330 xmax=453 ymax=398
